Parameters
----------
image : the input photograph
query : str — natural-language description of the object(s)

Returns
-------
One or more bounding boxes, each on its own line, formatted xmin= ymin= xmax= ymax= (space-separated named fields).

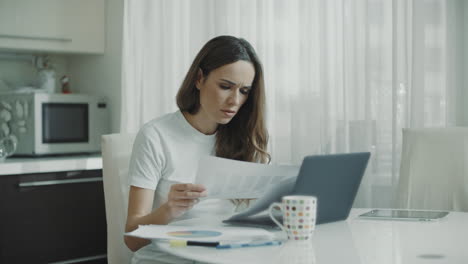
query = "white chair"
xmin=102 ymin=133 xmax=137 ymax=264
xmin=396 ymin=127 xmax=468 ymax=212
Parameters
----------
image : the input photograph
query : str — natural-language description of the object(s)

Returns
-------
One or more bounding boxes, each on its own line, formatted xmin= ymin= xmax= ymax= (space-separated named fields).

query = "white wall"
xmin=67 ymin=0 xmax=124 ymax=133
xmin=451 ymin=0 xmax=468 ymax=126
xmin=465 ymin=1 xmax=468 ymax=125
xmin=451 ymin=0 xmax=466 ymax=126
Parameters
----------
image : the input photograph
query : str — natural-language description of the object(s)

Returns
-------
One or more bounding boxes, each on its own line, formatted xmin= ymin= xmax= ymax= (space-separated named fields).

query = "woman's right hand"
xmin=164 ymin=183 xmax=207 ymax=219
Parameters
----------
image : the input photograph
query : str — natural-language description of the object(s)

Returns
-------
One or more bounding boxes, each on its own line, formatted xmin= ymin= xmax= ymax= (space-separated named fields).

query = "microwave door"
xmin=36 ymin=103 xmax=93 ymax=155
xmin=42 ymin=103 xmax=89 ymax=143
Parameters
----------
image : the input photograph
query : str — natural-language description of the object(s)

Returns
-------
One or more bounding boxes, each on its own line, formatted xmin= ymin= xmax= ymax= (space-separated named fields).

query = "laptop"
xmin=223 ymin=152 xmax=371 ymax=228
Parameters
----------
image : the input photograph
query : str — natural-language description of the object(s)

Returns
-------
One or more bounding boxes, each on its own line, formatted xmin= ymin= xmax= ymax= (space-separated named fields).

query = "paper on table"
xmin=125 ymin=225 xmax=275 ymax=242
xmin=195 ymin=156 xmax=299 ymax=199
xmin=226 ymin=176 xmax=296 ymax=221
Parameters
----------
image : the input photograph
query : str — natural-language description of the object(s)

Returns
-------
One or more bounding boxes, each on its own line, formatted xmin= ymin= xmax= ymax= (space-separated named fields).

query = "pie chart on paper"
xmin=167 ymin=230 xmax=222 ymax=238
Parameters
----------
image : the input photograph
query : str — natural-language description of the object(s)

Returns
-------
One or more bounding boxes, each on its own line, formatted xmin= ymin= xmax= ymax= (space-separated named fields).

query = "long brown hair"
xmin=176 ymin=35 xmax=270 ymax=164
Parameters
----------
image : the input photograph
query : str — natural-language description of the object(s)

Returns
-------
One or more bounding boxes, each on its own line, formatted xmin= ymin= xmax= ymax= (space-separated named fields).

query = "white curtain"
xmin=121 ymin=0 xmax=465 ymax=208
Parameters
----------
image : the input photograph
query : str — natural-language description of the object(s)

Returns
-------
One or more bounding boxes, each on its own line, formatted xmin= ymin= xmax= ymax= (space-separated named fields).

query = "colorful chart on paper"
xmin=166 ymin=230 xmax=222 ymax=238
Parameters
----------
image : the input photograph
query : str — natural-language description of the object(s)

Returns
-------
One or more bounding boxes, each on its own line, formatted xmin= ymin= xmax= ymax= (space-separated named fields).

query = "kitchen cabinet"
xmin=0 ymin=169 xmax=107 ymax=263
xmin=0 ymin=0 xmax=105 ymax=54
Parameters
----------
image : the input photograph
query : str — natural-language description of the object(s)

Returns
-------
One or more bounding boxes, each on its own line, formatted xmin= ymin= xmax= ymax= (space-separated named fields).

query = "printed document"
xmin=226 ymin=176 xmax=296 ymax=221
xmin=126 ymin=225 xmax=274 ymax=242
xmin=195 ymin=156 xmax=299 ymax=199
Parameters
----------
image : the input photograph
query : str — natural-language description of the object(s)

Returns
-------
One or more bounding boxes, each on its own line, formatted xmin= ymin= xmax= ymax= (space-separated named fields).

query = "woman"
xmin=125 ymin=35 xmax=269 ymax=264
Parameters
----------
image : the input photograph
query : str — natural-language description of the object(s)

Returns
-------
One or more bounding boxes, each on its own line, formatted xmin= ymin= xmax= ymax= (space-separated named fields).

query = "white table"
xmin=157 ymin=209 xmax=468 ymax=264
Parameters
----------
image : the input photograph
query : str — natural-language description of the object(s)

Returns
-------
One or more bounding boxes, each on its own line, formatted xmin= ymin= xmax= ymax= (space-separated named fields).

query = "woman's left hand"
xmin=164 ymin=183 xmax=207 ymax=218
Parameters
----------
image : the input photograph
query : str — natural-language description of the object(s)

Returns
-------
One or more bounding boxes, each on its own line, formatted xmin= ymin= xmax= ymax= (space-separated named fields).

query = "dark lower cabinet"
xmin=0 ymin=170 xmax=107 ymax=264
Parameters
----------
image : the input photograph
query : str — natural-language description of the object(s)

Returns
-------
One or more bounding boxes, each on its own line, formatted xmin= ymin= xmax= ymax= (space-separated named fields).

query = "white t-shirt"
xmin=128 ymin=110 xmax=235 ymax=264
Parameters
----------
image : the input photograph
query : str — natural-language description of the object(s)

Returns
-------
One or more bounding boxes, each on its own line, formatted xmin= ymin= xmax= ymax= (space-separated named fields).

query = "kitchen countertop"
xmin=0 ymin=154 xmax=102 ymax=176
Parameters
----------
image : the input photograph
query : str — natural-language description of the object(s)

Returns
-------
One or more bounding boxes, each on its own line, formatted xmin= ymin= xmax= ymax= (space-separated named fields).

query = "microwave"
xmin=0 ymin=93 xmax=109 ymax=156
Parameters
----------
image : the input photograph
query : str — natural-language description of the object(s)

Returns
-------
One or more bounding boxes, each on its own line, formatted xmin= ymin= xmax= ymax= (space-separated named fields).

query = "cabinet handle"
xmin=18 ymin=177 xmax=102 ymax=187
xmin=0 ymin=34 xmax=72 ymax=42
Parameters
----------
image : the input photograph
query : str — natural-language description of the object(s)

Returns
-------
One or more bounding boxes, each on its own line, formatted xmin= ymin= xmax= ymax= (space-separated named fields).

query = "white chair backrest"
xmin=397 ymin=127 xmax=468 ymax=211
xmin=102 ymin=133 xmax=137 ymax=264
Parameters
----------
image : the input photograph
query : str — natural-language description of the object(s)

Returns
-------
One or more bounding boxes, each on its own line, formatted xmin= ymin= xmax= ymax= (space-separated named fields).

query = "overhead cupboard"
xmin=0 ymin=0 xmax=105 ymax=54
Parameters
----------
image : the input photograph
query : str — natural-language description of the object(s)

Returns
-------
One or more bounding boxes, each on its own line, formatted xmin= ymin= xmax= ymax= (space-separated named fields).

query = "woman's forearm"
xmin=124 ymin=203 xmax=174 ymax=252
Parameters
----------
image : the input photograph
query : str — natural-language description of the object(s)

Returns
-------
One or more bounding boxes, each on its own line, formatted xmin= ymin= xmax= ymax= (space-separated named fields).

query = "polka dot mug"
xmin=268 ymin=195 xmax=317 ymax=241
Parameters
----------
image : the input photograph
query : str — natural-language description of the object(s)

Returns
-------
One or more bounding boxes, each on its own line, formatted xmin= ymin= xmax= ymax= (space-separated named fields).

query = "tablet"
xmin=358 ymin=209 xmax=449 ymax=221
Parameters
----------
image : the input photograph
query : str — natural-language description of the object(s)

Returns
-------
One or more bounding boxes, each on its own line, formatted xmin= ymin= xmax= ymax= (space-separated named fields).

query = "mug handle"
xmin=268 ymin=202 xmax=286 ymax=232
